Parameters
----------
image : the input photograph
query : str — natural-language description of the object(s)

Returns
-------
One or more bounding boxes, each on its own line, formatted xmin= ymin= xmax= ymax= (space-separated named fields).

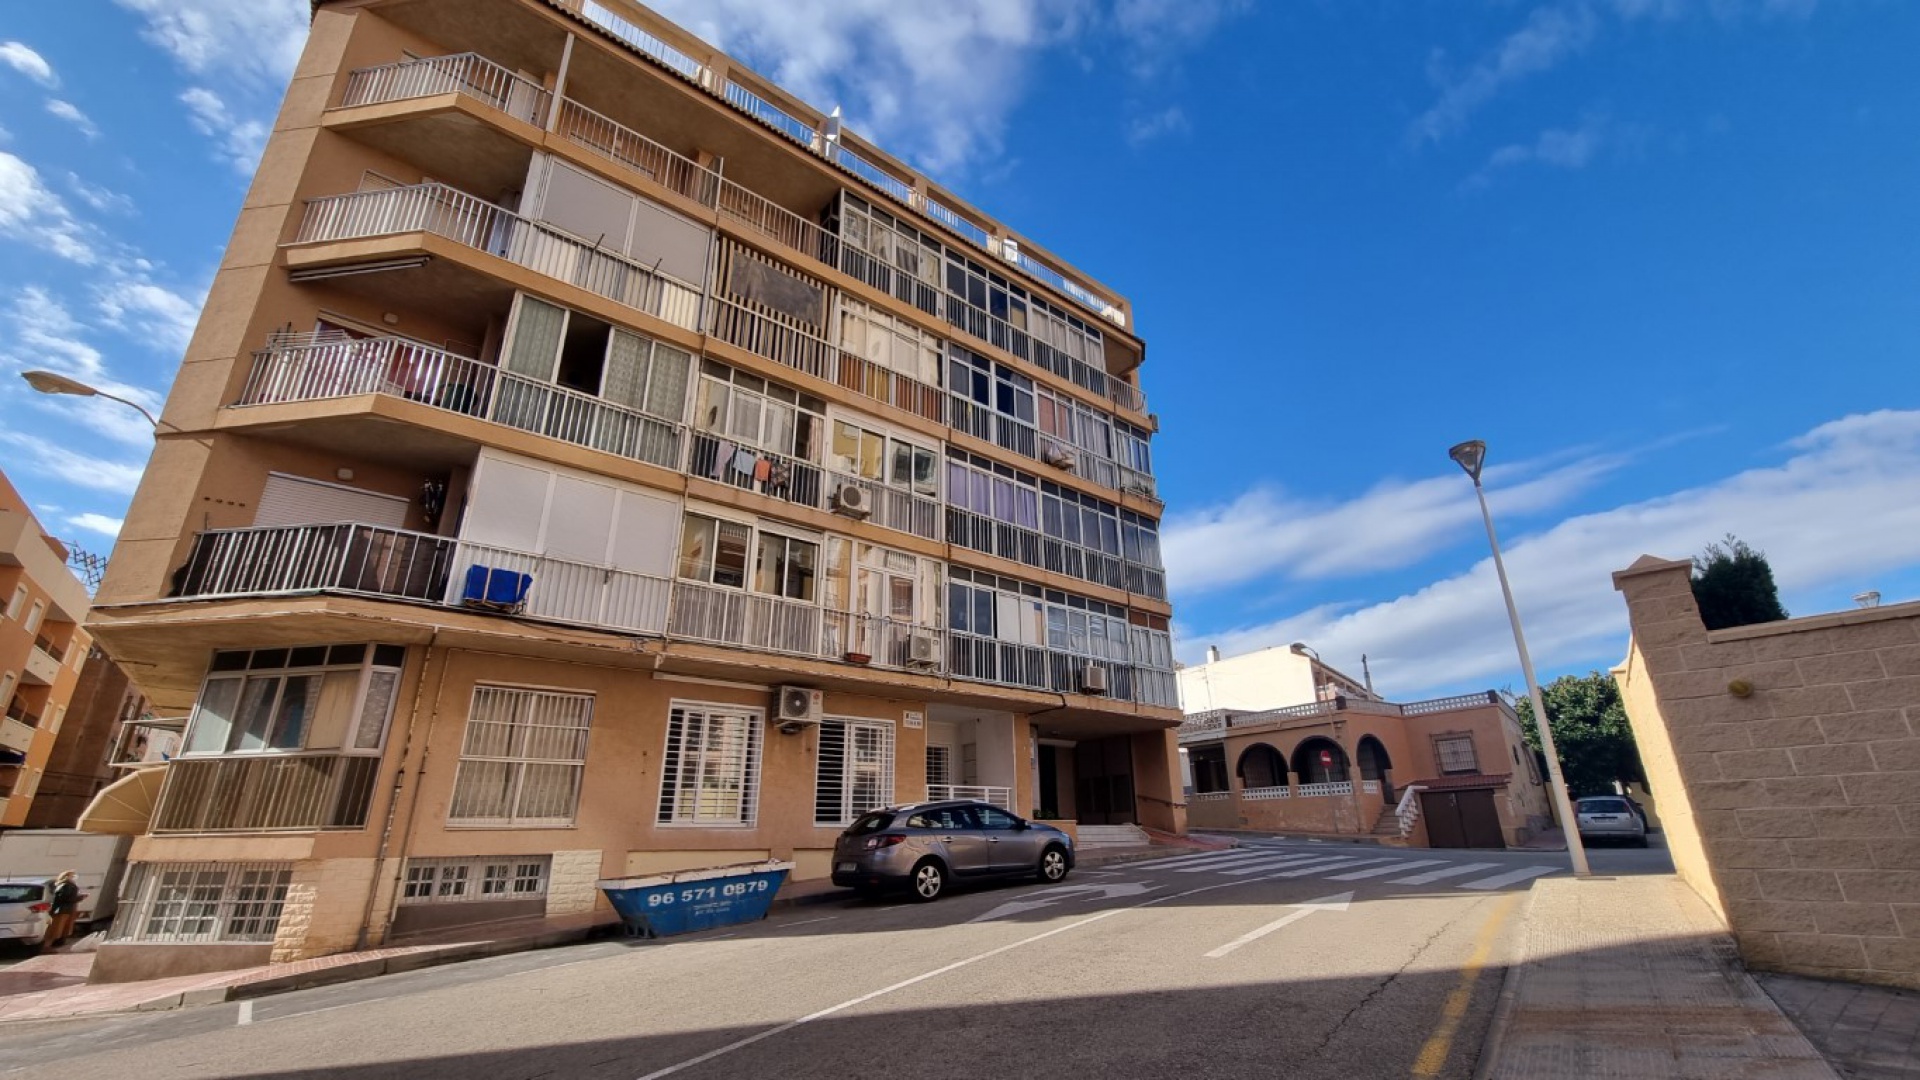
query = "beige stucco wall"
xmin=1613 ymin=555 xmax=1920 ymax=990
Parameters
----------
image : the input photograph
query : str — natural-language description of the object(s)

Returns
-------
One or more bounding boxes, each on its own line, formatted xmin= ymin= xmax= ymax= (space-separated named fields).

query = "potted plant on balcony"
xmin=843 ymin=650 xmax=872 ymax=665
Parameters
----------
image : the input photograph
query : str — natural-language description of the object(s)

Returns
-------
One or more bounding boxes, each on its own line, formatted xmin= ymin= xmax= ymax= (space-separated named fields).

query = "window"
xmin=694 ymin=361 xmax=825 ymax=460
xmin=448 ymin=686 xmax=595 ymax=828
xmin=829 ymin=419 xmax=937 ymax=497
xmin=755 ymin=532 xmax=818 ymax=601
xmin=0 ymin=672 xmax=14 ymax=712
xmin=926 ymin=744 xmax=954 ymax=788
xmin=835 ymin=298 xmax=940 ymax=385
xmin=947 ymin=568 xmax=1045 ymax=646
xmin=1435 ymin=735 xmax=1479 ymax=775
xmin=401 ymin=857 xmax=550 ymax=904
xmin=678 ymin=514 xmax=752 ymax=589
xmin=111 ymin=862 xmax=293 ymax=944
xmin=181 ymin=644 xmax=405 ymax=756
xmin=658 ymin=702 xmax=764 ymax=826
xmin=814 ymin=718 xmax=895 ymax=825
xmin=502 ymin=295 xmax=693 ymax=422
xmin=5 ymin=586 xmax=25 ymax=621
xmin=946 ymin=451 xmax=1039 ymax=530
xmin=24 ymin=601 xmax=44 ymax=636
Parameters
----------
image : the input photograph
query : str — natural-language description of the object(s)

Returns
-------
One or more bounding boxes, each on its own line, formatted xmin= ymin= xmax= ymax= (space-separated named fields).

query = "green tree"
xmin=1514 ymin=672 xmax=1644 ymax=798
xmin=1691 ymin=535 xmax=1788 ymax=631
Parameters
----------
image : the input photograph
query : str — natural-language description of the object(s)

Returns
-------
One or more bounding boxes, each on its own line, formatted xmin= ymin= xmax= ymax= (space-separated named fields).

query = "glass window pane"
xmin=714 ymin=522 xmax=751 ymax=588
xmin=185 ymin=678 xmax=243 ymax=754
xmin=355 ymin=670 xmax=400 ymax=749
xmin=233 ymin=678 xmax=282 ymax=752
xmin=678 ymin=516 xmax=715 ymax=581
xmin=268 ymin=675 xmax=322 ymax=750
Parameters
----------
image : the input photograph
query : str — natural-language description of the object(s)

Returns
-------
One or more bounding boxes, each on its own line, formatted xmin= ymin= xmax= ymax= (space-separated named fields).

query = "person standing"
xmin=46 ymin=871 xmax=81 ymax=950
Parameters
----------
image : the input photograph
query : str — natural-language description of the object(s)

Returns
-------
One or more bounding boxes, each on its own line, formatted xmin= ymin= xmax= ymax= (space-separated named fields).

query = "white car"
xmin=0 ymin=877 xmax=55 ymax=949
xmin=1574 ymin=796 xmax=1649 ymax=847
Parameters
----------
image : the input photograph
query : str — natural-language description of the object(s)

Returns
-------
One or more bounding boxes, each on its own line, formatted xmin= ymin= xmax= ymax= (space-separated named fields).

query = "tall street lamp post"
xmin=1448 ymin=439 xmax=1591 ymax=877
xmin=20 ymin=370 xmax=162 ymax=432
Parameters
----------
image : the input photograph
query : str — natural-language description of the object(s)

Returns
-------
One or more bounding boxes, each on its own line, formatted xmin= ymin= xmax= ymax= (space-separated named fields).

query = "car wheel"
xmin=909 ymin=859 xmax=947 ymax=902
xmin=1037 ymin=846 xmax=1070 ymax=883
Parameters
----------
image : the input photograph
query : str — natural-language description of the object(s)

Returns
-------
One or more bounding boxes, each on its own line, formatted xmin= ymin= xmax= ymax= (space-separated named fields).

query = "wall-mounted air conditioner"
xmin=1079 ymin=664 xmax=1108 ymax=695
xmin=775 ymin=686 xmax=824 ymax=733
xmin=831 ymin=485 xmax=871 ymax=518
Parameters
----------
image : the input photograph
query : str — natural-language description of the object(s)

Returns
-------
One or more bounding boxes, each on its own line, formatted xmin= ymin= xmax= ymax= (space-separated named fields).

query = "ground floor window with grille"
xmin=448 ymin=686 xmax=595 ymax=828
xmin=111 ymin=862 xmax=293 ymax=944
xmin=401 ymin=856 xmax=549 ymax=904
xmin=658 ymin=701 xmax=763 ymax=826
xmin=1434 ymin=734 xmax=1480 ymax=775
xmin=815 ymin=718 xmax=895 ymax=825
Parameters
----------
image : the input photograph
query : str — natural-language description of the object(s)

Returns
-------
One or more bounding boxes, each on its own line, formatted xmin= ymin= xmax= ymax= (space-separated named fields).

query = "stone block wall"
xmin=272 ymin=858 xmax=378 ymax=963
xmin=1613 ymin=556 xmax=1920 ymax=990
xmin=546 ymin=849 xmax=606 ymax=917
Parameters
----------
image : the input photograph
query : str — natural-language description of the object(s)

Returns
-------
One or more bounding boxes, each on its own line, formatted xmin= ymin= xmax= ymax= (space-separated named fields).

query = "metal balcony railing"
xmin=669 ymin=581 xmax=824 ymax=658
xmin=153 ymin=753 xmax=382 ymax=833
xmin=237 ymin=335 xmax=685 ymax=472
xmin=31 ymin=635 xmax=64 ymax=663
xmin=825 ymin=471 xmax=940 ymax=541
xmin=293 ymin=183 xmax=702 ymax=333
xmin=552 ymin=98 xmax=720 ymax=208
xmin=707 ymin=293 xmax=946 ymax=425
xmin=945 ymin=507 xmax=1156 ymax=597
xmin=340 ymin=52 xmax=552 ymax=126
xmin=687 ymin=431 xmax=824 ymax=512
xmin=446 ymin=541 xmax=673 ymax=636
xmin=176 ymin=523 xmax=455 ymax=602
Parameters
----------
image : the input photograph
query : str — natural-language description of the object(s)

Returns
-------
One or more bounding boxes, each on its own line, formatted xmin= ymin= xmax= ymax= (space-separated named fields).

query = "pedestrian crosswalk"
xmin=1120 ymin=847 xmax=1561 ymax=893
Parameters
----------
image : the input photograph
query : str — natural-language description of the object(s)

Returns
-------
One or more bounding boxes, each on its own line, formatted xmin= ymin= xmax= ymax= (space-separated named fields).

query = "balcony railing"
xmin=340 ymin=52 xmax=552 ymax=126
xmin=166 ymin=524 xmax=1180 ymax=708
xmin=176 ymin=523 xmax=455 ymax=602
xmin=724 ymin=80 xmax=815 ymax=146
xmin=237 ymin=335 xmax=685 ymax=472
xmin=830 ymin=143 xmax=915 ymax=204
xmin=826 ymin=471 xmax=939 ymax=541
xmin=0 ymin=717 xmax=36 ymax=756
xmin=552 ymin=98 xmax=720 ymax=208
xmin=293 ymin=183 xmax=702 ymax=333
xmin=927 ymin=784 xmax=1012 ymax=810
xmin=688 ymin=431 xmax=823 ymax=511
xmin=153 ymin=753 xmax=382 ymax=833
xmin=707 ymin=294 xmax=945 ymax=424
xmin=31 ymin=635 xmax=64 ymax=663
xmin=559 ymin=0 xmax=706 ymax=83
xmin=946 ymin=507 xmax=1152 ymax=596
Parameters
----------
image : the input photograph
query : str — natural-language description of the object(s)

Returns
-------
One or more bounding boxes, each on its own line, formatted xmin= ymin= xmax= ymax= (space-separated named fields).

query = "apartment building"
xmin=23 ymin=646 xmax=149 ymax=828
xmin=0 ymin=470 xmax=93 ymax=828
xmin=81 ymin=0 xmax=1179 ymax=976
xmin=1177 ymin=645 xmax=1552 ymax=847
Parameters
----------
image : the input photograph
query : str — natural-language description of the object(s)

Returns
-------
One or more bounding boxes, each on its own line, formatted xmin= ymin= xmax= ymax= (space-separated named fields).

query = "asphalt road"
xmin=0 ymin=837 xmax=1672 ymax=1079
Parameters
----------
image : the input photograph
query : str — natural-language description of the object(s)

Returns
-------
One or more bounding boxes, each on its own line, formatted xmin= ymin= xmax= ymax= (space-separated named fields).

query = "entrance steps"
xmin=1371 ymin=808 xmax=1402 ymax=836
xmin=1075 ymin=824 xmax=1150 ymax=849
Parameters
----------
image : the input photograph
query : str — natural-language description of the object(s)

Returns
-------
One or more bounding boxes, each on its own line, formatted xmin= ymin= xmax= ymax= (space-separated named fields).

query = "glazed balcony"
xmin=945 ymin=507 xmax=1168 ymax=601
xmin=152 ymin=753 xmax=382 ymax=833
xmin=292 ymin=183 xmax=703 ymax=334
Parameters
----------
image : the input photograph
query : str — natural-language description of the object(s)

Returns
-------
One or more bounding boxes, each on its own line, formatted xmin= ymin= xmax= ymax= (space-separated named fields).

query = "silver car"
xmin=0 ymin=878 xmax=54 ymax=949
xmin=1575 ymin=796 xmax=1648 ymax=847
xmin=832 ymin=800 xmax=1075 ymax=901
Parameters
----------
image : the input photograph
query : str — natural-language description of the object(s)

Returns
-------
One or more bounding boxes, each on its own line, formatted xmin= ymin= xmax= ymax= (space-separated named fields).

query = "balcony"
xmin=292 ymin=183 xmax=702 ymax=334
xmin=22 ymin=641 xmax=61 ymax=686
xmin=237 ymin=334 xmax=686 ymax=472
xmin=0 ymin=716 xmax=36 ymax=756
xmin=946 ymin=507 xmax=1164 ymax=598
xmin=152 ymin=753 xmax=381 ymax=833
xmin=177 ymin=523 xmax=455 ymax=603
xmin=341 ymin=52 xmax=552 ymax=127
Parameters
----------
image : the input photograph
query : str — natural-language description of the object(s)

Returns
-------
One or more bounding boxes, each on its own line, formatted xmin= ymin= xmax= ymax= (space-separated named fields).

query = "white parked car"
xmin=0 ymin=877 xmax=55 ymax=949
xmin=1575 ymin=796 xmax=1648 ymax=847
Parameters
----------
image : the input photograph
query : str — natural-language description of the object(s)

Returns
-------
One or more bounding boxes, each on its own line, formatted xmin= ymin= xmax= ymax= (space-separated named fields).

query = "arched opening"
xmin=1236 ymin=743 xmax=1287 ymax=791
xmin=1291 ymin=737 xmax=1350 ymax=784
xmin=1357 ymin=735 xmax=1394 ymax=800
xmin=1189 ymin=745 xmax=1230 ymax=794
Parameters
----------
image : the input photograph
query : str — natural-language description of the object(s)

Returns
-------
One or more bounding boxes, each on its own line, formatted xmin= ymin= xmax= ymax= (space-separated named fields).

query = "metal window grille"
xmin=110 ymin=861 xmax=293 ymax=944
xmin=658 ymin=703 xmax=763 ymax=826
xmin=1435 ymin=735 xmax=1480 ymax=775
xmin=448 ymin=687 xmax=594 ymax=828
xmin=814 ymin=718 xmax=895 ymax=825
xmin=401 ymin=857 xmax=550 ymax=904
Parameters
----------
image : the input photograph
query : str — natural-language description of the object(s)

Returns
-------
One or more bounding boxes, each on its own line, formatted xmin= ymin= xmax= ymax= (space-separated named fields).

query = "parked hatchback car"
xmin=1574 ymin=796 xmax=1649 ymax=847
xmin=0 ymin=878 xmax=54 ymax=950
xmin=832 ymin=800 xmax=1074 ymax=901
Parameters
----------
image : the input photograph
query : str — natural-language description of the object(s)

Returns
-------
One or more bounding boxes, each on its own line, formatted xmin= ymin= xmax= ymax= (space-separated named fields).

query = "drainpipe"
xmin=355 ymin=627 xmax=445 ymax=951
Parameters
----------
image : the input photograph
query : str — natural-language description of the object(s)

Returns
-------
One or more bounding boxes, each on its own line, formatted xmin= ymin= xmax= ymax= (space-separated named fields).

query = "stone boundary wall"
xmin=1613 ymin=555 xmax=1920 ymax=990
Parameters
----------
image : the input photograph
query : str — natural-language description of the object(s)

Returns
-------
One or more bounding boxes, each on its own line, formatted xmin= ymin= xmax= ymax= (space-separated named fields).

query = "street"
xmin=0 ymin=839 xmax=1671 ymax=1079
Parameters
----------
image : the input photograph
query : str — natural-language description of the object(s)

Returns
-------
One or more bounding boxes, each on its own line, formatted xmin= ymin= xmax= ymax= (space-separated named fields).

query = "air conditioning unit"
xmin=1041 ymin=444 xmax=1077 ymax=471
xmin=908 ymin=632 xmax=941 ymax=667
xmin=774 ymin=686 xmax=823 ymax=733
xmin=1079 ymin=664 xmax=1109 ymax=695
xmin=831 ymin=485 xmax=871 ymax=519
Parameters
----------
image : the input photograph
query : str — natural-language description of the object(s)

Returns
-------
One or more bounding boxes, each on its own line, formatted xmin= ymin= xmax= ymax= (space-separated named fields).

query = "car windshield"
xmin=1579 ymin=798 xmax=1631 ymax=814
xmin=846 ymin=811 xmax=895 ymax=836
xmin=0 ymin=884 xmax=44 ymax=903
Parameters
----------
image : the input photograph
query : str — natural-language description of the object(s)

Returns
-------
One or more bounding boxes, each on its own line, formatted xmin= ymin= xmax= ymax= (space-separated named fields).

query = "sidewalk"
xmin=1481 ymin=873 xmax=1839 ymax=1079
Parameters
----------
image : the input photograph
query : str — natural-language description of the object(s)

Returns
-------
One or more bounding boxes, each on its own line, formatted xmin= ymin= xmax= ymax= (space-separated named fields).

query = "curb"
xmin=1469 ymin=886 xmax=1537 ymax=1080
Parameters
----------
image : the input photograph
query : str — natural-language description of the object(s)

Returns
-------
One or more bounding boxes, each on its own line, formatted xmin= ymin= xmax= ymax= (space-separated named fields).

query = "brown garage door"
xmin=1420 ymin=789 xmax=1506 ymax=849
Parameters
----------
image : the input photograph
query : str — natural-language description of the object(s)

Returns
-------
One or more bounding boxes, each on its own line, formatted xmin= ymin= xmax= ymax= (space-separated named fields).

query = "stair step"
xmin=1075 ymin=824 xmax=1150 ymax=848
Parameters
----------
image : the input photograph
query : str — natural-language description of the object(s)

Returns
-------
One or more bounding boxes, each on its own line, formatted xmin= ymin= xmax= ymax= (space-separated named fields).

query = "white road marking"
xmin=1269 ymin=856 xmax=1392 ymax=878
xmin=1171 ymin=853 xmax=1313 ymax=874
xmin=773 ymin=916 xmax=839 ymax=930
xmin=1385 ymin=862 xmax=1501 ymax=885
xmin=1326 ymin=859 xmax=1446 ymax=881
xmin=236 ymin=1000 xmax=253 ymax=1026
xmin=1130 ymin=850 xmax=1273 ymax=872
xmin=1217 ymin=855 xmax=1352 ymax=876
xmin=1204 ymin=893 xmax=1354 ymax=959
xmin=1456 ymin=866 xmax=1558 ymax=891
xmin=1122 ymin=850 xmax=1247 ymax=870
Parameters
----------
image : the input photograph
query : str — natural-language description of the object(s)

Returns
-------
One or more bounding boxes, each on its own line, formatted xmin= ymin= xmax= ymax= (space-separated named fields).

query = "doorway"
xmin=1074 ymin=736 xmax=1136 ymax=825
xmin=1420 ymin=789 xmax=1507 ymax=849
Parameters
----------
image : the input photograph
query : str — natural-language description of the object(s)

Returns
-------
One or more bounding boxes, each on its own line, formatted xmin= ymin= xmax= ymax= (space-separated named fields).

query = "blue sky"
xmin=2 ymin=0 xmax=1916 ymax=700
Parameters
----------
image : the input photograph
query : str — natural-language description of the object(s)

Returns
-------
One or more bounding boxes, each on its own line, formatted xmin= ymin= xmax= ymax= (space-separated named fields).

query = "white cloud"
xmin=1127 ymin=106 xmax=1189 ymax=147
xmin=0 ymin=434 xmax=146 ymax=495
xmin=65 ymin=173 xmax=135 ymax=215
xmin=0 ymin=41 xmax=57 ymax=87
xmin=66 ymin=513 xmax=124 ymax=538
xmin=1 ymin=286 xmax=169 ymax=447
xmin=1113 ymin=0 xmax=1252 ymax=76
xmin=94 ymin=274 xmax=204 ymax=355
xmin=0 ymin=151 xmax=99 ymax=264
xmin=1180 ymin=411 xmax=1920 ymax=699
xmin=45 ymin=99 xmax=101 ymax=140
xmin=110 ymin=0 xmax=308 ymax=86
xmin=1466 ymin=116 xmax=1609 ymax=187
xmin=1412 ymin=5 xmax=1598 ymax=145
xmin=1165 ymin=452 xmax=1623 ymax=595
xmin=178 ymin=87 xmax=272 ymax=173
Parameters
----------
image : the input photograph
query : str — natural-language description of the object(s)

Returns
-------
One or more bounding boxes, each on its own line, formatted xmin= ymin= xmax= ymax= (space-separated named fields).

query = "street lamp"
xmin=1448 ymin=439 xmax=1591 ymax=877
xmin=20 ymin=370 xmax=161 ymax=432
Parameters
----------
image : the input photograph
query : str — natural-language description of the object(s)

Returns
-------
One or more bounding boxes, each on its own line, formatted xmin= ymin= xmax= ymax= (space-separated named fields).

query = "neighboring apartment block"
xmin=1177 ymin=645 xmax=1552 ymax=847
xmin=0 ymin=470 xmax=93 ymax=828
xmin=82 ymin=0 xmax=1179 ymax=976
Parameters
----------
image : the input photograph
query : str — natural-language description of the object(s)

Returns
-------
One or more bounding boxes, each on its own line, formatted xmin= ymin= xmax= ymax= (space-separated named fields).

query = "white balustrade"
xmin=1241 ymin=785 xmax=1291 ymax=801
xmin=1295 ymin=782 xmax=1354 ymax=798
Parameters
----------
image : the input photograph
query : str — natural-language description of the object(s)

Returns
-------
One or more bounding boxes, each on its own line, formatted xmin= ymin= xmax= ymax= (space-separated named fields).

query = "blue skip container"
xmin=597 ymin=861 xmax=793 ymax=938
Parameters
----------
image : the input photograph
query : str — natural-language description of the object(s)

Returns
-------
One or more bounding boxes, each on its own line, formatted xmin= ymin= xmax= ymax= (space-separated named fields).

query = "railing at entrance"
xmin=1393 ymin=785 xmax=1427 ymax=837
